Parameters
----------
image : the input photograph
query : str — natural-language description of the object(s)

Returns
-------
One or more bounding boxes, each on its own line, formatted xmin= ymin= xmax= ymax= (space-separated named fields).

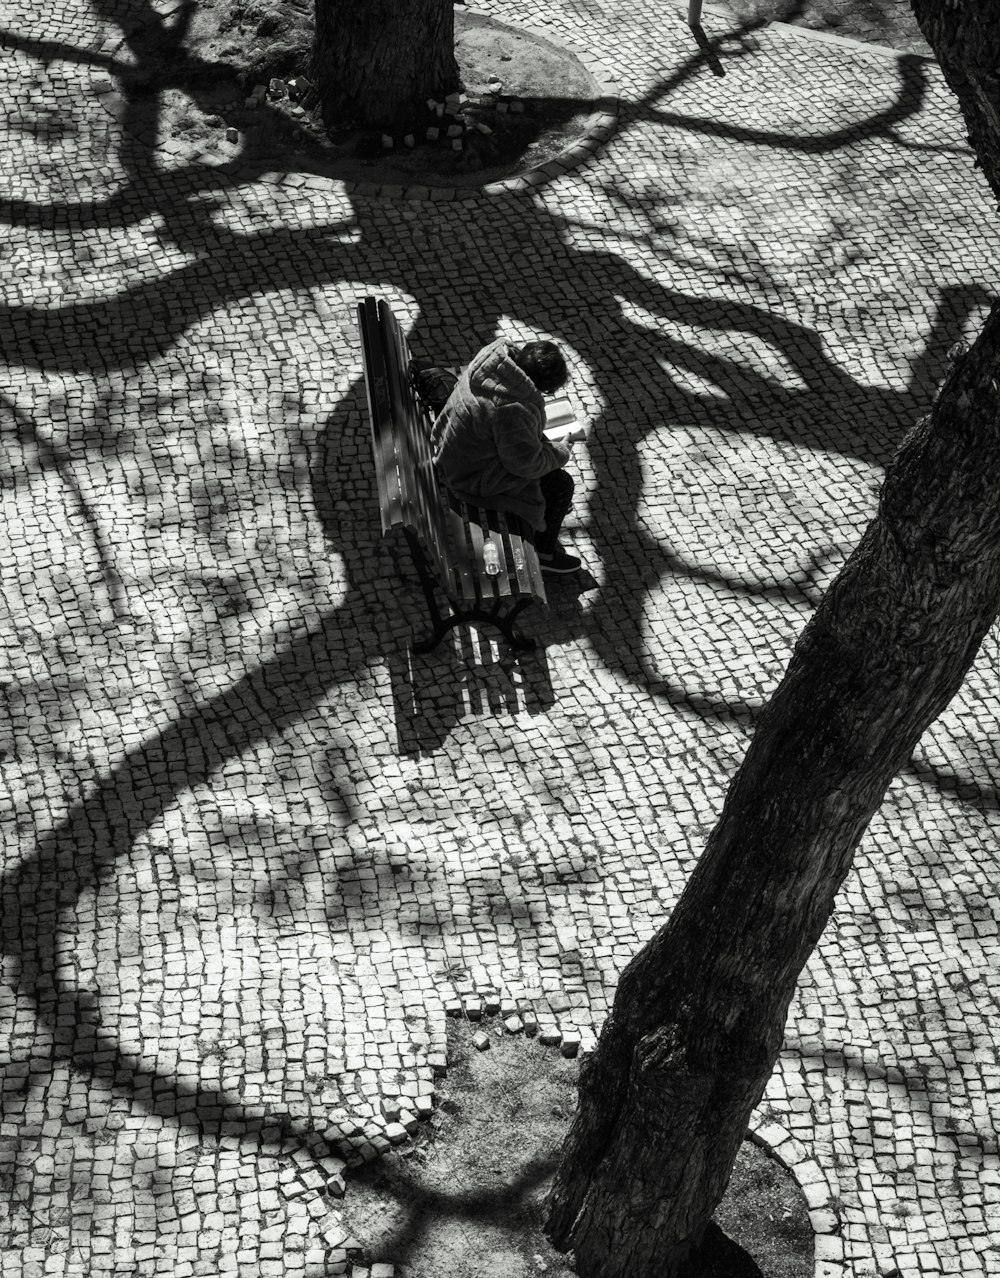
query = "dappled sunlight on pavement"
xmin=1 ymin=0 xmax=998 ymax=1274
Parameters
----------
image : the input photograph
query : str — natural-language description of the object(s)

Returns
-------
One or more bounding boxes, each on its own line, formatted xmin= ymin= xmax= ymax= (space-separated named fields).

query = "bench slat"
xmin=380 ymin=306 xmax=439 ymax=539
xmin=455 ymin=503 xmax=530 ymax=606
xmin=507 ymin=511 xmax=547 ymax=599
xmin=442 ymin=503 xmax=482 ymax=603
xmin=379 ymin=306 xmax=466 ymax=597
xmin=359 ymin=298 xmax=405 ymax=534
xmin=460 ymin=511 xmax=491 ymax=603
xmin=375 ymin=314 xmax=460 ymax=601
xmin=482 ymin=507 xmax=514 ymax=600
xmin=505 ymin=523 xmax=536 ymax=597
xmin=365 ymin=302 xmax=438 ymax=548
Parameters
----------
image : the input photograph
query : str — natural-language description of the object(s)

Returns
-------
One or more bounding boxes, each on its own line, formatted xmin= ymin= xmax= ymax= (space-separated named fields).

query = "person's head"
xmin=511 ymin=340 xmax=568 ymax=395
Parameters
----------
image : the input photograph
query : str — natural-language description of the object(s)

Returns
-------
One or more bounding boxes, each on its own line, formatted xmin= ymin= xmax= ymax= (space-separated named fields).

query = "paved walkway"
xmin=1 ymin=0 xmax=999 ymax=1275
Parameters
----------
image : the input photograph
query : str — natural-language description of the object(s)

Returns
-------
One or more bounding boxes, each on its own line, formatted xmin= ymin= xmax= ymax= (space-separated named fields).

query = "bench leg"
xmin=412 ymin=613 xmax=458 ymax=654
xmin=491 ymin=597 xmax=536 ymax=653
xmin=402 ymin=531 xmax=537 ymax=655
xmin=411 ymin=600 xmax=537 ymax=655
xmin=405 ymin=530 xmax=450 ymax=652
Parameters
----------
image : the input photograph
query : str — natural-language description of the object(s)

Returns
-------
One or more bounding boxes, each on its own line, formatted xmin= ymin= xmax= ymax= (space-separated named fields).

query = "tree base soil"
xmin=339 ymin=1021 xmax=814 ymax=1278
xmin=153 ymin=4 xmax=600 ymax=186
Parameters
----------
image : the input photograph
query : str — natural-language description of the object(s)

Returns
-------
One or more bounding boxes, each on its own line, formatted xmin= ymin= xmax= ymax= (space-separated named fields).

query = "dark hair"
xmin=512 ymin=341 xmax=568 ymax=395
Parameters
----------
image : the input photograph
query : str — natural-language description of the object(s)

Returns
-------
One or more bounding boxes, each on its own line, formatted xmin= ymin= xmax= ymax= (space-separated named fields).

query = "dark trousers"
xmin=536 ymin=468 xmax=575 ymax=555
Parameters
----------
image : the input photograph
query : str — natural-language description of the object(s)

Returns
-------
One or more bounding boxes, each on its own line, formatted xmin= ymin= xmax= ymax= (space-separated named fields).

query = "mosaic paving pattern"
xmin=1 ymin=0 xmax=999 ymax=1275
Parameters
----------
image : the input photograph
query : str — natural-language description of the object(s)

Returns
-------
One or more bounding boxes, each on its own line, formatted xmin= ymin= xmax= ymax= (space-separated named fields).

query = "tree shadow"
xmin=687 ymin=21 xmax=736 ymax=79
xmin=1 ymin=0 xmax=995 ymax=1256
xmin=344 ymin=1151 xmax=560 ymax=1272
xmin=0 ymin=391 xmax=129 ymax=625
xmin=3 ymin=603 xmax=371 ymax=1141
xmin=904 ymin=740 xmax=1000 ymax=815
xmin=0 ymin=0 xmax=970 ymax=233
xmin=630 ymin=48 xmax=951 ymax=156
xmin=343 ymin=1122 xmax=766 ymax=1277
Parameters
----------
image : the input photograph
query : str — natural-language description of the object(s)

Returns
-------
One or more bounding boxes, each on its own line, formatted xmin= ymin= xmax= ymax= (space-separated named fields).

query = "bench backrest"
xmin=358 ymin=297 xmax=480 ymax=601
xmin=358 ymin=297 xmax=441 ymax=528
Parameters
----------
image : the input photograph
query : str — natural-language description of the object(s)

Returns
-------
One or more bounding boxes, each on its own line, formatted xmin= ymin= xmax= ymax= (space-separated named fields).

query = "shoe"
xmin=538 ymin=546 xmax=581 ymax=574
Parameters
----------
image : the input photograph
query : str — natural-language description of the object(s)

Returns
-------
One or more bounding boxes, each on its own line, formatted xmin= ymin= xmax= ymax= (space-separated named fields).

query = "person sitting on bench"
xmin=430 ymin=336 xmax=585 ymax=574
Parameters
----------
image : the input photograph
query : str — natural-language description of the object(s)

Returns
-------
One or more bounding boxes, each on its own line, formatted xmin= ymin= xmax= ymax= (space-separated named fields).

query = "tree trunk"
xmin=310 ymin=0 xmax=459 ymax=130
xmin=544 ymin=18 xmax=1000 ymax=1253
xmin=910 ymin=0 xmax=1000 ymax=213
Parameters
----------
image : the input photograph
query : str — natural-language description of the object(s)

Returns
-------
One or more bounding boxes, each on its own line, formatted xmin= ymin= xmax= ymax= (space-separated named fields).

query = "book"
xmin=543 ymin=396 xmax=580 ymax=441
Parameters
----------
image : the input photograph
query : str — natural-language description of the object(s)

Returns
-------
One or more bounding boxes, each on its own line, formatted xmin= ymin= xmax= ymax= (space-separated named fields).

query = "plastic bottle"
xmin=483 ymin=539 xmax=501 ymax=575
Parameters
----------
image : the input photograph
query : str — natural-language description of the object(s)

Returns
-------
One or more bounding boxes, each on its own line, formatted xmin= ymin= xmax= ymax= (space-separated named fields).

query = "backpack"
xmin=410 ymin=361 xmax=459 ymax=416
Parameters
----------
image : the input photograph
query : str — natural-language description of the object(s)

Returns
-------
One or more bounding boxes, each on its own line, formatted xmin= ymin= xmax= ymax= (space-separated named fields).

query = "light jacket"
xmin=430 ymin=338 xmax=570 ymax=531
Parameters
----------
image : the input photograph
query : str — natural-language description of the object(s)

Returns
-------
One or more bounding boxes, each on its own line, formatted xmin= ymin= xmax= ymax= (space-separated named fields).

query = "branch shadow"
xmin=0 ymin=0 xmax=995 ymax=1257
xmin=789 ymin=1043 xmax=999 ymax=1160
xmin=0 ymin=0 xmax=971 ymax=240
xmin=687 ymin=22 xmax=731 ymax=79
xmin=629 ymin=11 xmax=957 ymax=162
xmin=0 ymin=391 xmax=129 ymax=624
xmin=2 ymin=30 xmax=983 ymax=736
xmin=344 ymin=1150 xmax=560 ymax=1272
xmin=344 ymin=1112 xmax=766 ymax=1277
xmin=903 ymin=744 xmax=1000 ymax=815
xmin=2 ymin=602 xmax=374 ymax=1144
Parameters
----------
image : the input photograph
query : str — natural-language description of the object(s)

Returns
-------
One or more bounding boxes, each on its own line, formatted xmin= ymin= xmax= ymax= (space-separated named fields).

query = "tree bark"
xmin=544 ymin=1 xmax=1000 ymax=1251
xmin=309 ymin=0 xmax=459 ymax=130
xmin=910 ymin=0 xmax=1000 ymax=212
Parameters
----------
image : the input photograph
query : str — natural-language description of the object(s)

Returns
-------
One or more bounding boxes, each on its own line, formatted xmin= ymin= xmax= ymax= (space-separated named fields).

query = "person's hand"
xmin=545 ymin=422 xmax=587 ymax=446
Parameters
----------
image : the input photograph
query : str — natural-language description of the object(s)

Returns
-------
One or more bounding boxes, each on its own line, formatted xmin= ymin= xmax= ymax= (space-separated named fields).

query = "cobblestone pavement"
xmin=2 ymin=0 xmax=999 ymax=1275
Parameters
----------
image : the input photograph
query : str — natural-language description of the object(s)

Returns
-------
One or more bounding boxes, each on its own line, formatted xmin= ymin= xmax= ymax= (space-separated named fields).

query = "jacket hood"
xmin=467 ymin=338 xmax=541 ymax=406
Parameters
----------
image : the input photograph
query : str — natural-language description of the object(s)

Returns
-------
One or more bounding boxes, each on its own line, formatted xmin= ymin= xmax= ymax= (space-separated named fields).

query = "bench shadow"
xmin=388 ymin=626 xmax=556 ymax=756
xmin=380 ymin=545 xmax=559 ymax=755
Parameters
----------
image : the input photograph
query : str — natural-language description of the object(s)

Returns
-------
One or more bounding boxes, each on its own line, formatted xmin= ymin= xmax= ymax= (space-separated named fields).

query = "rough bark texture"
xmin=309 ymin=0 xmax=459 ymax=130
xmin=544 ymin=4 xmax=1000 ymax=1260
xmin=911 ymin=0 xmax=1000 ymax=211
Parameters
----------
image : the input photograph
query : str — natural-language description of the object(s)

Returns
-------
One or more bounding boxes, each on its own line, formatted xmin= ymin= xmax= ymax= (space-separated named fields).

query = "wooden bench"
xmin=357 ymin=296 xmax=547 ymax=655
